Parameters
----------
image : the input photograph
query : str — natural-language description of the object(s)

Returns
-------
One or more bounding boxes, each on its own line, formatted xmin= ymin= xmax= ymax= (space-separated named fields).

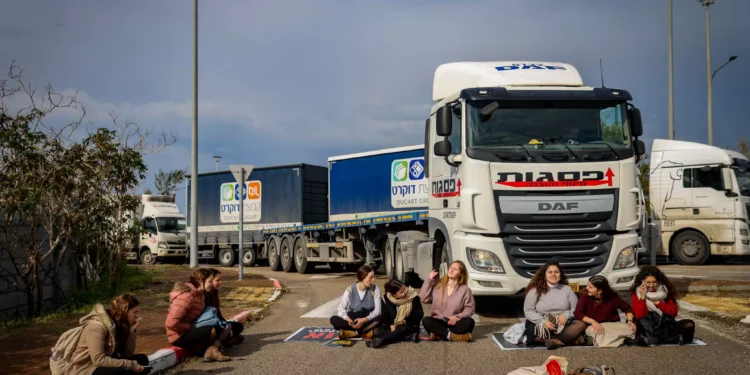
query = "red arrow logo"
xmin=432 ymin=179 xmax=461 ymax=198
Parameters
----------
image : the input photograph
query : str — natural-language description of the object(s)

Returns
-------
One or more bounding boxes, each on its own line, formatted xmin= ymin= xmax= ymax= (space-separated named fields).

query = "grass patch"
xmin=0 ymin=265 xmax=160 ymax=333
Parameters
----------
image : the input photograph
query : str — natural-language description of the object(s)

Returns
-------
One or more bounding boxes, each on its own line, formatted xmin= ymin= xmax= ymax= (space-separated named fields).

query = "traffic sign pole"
xmin=229 ymin=164 xmax=254 ymax=281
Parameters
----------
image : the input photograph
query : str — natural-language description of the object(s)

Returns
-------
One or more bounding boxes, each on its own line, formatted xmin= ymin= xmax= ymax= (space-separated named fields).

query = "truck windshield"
xmin=156 ymin=217 xmax=186 ymax=234
xmin=466 ymin=100 xmax=633 ymax=162
xmin=733 ymin=159 xmax=750 ymax=197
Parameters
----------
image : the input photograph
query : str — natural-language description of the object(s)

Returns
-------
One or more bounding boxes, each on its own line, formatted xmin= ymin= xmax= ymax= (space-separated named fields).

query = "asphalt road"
xmin=660 ymin=263 xmax=750 ymax=282
xmin=174 ymin=265 xmax=750 ymax=375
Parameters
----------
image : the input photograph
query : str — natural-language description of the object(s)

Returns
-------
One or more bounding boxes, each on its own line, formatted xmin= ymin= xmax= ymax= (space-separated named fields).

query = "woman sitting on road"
xmin=574 ymin=275 xmax=637 ymax=347
xmin=630 ymin=265 xmax=695 ymax=346
xmin=367 ymin=279 xmax=423 ymax=348
xmin=66 ymin=294 xmax=149 ymax=375
xmin=522 ymin=259 xmax=586 ymax=349
xmin=419 ymin=260 xmax=476 ymax=342
xmin=205 ymin=268 xmax=245 ymax=346
xmin=330 ymin=265 xmax=383 ymax=340
xmin=165 ymin=268 xmax=230 ymax=362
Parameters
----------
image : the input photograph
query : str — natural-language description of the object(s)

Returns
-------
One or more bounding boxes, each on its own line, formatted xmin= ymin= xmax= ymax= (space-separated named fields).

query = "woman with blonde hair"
xmin=419 ymin=260 xmax=476 ymax=342
xmin=67 ymin=294 xmax=149 ymax=375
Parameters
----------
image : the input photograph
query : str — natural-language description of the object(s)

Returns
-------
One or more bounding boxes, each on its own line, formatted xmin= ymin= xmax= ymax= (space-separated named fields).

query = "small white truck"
xmin=644 ymin=139 xmax=750 ymax=264
xmin=126 ymin=194 xmax=188 ymax=264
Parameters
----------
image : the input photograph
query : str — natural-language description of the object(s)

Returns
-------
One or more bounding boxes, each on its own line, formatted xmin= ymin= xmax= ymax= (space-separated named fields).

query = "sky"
xmin=2 ymin=0 xmax=749 ymax=212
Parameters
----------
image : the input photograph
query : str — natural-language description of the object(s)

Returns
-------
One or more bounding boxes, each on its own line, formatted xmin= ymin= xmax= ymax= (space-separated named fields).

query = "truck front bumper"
xmin=453 ymin=231 xmax=641 ymax=296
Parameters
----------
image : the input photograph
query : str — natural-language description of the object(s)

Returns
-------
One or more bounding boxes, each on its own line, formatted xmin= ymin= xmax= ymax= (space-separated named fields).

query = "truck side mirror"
xmin=436 ymin=105 xmax=452 ymax=136
xmin=434 ymin=140 xmax=452 ymax=157
xmin=722 ymin=168 xmax=733 ymax=192
xmin=634 ymin=139 xmax=645 ymax=156
xmin=629 ymin=107 xmax=643 ymax=137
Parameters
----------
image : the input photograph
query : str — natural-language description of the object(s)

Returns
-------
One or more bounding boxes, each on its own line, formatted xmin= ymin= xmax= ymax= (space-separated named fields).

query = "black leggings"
xmin=172 ymin=325 xmax=215 ymax=356
xmin=524 ymin=319 xmax=586 ymax=345
xmin=330 ymin=314 xmax=383 ymax=334
xmin=422 ymin=317 xmax=475 ymax=338
xmin=92 ymin=354 xmax=149 ymax=375
xmin=637 ymin=317 xmax=695 ymax=344
xmin=229 ymin=321 xmax=244 ymax=337
xmin=379 ymin=324 xmax=420 ymax=345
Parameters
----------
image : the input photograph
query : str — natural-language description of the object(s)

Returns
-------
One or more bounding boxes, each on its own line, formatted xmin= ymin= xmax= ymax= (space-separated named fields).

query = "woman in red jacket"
xmin=164 ymin=268 xmax=230 ymax=362
xmin=629 ymin=266 xmax=695 ymax=346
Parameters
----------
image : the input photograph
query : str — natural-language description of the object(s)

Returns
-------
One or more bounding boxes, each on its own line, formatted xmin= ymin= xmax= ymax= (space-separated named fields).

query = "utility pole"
xmin=699 ymin=0 xmax=715 ymax=145
xmin=189 ymin=0 xmax=199 ymax=268
xmin=668 ymin=0 xmax=674 ymax=139
xmin=213 ymin=155 xmax=222 ymax=172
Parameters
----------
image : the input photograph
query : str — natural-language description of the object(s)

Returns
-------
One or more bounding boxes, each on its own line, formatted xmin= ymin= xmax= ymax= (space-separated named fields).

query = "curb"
xmin=679 ymin=285 xmax=750 ymax=292
xmin=145 ymin=276 xmax=283 ymax=372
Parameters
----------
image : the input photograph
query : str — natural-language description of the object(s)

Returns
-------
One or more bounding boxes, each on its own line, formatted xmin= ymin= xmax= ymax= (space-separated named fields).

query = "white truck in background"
xmin=399 ymin=60 xmax=647 ymax=294
xmin=644 ymin=139 xmax=750 ymax=265
xmin=126 ymin=194 xmax=188 ymax=264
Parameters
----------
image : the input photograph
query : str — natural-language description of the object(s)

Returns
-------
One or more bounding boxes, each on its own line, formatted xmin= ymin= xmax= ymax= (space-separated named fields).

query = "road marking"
xmin=310 ymin=275 xmax=344 ymax=280
xmin=296 ymin=301 xmax=310 ymax=310
xmin=301 ymin=297 xmax=342 ymax=318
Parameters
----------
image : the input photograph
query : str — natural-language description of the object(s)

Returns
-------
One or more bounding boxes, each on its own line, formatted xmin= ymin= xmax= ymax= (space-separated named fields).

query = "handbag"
xmin=637 ymin=311 xmax=679 ymax=345
xmin=194 ymin=306 xmax=228 ymax=329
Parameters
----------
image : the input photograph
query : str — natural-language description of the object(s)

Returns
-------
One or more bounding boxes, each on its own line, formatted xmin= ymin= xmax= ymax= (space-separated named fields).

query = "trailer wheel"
xmin=219 ymin=248 xmax=236 ymax=267
xmin=395 ymin=240 xmax=406 ymax=283
xmin=241 ymin=245 xmax=257 ymax=267
xmin=383 ymin=239 xmax=395 ymax=280
xmin=267 ymin=236 xmax=281 ymax=271
xmin=294 ymin=236 xmax=313 ymax=274
xmin=280 ymin=235 xmax=296 ymax=273
xmin=140 ymin=249 xmax=157 ymax=265
xmin=671 ymin=230 xmax=710 ymax=265
xmin=435 ymin=234 xmax=452 ymax=279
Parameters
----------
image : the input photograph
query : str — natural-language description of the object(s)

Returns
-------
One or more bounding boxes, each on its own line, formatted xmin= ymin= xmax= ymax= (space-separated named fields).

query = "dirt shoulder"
xmin=0 ymin=265 xmax=280 ymax=375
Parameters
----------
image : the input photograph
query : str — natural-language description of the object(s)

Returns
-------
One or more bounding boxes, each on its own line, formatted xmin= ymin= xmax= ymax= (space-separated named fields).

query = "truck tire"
xmin=294 ymin=236 xmax=314 ymax=274
xmin=241 ymin=246 xmax=257 ymax=267
xmin=267 ymin=236 xmax=281 ymax=271
xmin=671 ymin=230 xmax=710 ymax=265
xmin=395 ymin=240 xmax=406 ymax=283
xmin=436 ymin=236 xmax=453 ymax=279
xmin=219 ymin=248 xmax=236 ymax=267
xmin=140 ymin=250 xmax=157 ymax=265
xmin=383 ymin=239 xmax=395 ymax=280
xmin=280 ymin=235 xmax=296 ymax=273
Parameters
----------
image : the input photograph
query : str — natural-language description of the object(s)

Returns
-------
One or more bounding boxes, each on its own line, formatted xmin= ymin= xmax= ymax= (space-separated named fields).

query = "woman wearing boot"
xmin=67 ymin=294 xmax=149 ymax=375
xmin=330 ymin=265 xmax=383 ymax=340
xmin=574 ymin=275 xmax=637 ymax=347
xmin=522 ymin=259 xmax=586 ymax=349
xmin=630 ymin=266 xmax=695 ymax=346
xmin=368 ymin=279 xmax=423 ymax=348
xmin=165 ymin=268 xmax=230 ymax=362
xmin=420 ymin=260 xmax=476 ymax=342
xmin=206 ymin=268 xmax=245 ymax=346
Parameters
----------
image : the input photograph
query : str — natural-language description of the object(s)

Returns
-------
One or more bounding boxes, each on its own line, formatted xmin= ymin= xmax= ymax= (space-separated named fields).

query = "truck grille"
xmin=494 ymin=189 xmax=618 ymax=279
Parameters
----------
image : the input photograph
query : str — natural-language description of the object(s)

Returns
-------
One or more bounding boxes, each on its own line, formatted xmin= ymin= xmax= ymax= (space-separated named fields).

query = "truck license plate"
xmin=569 ymin=283 xmax=580 ymax=293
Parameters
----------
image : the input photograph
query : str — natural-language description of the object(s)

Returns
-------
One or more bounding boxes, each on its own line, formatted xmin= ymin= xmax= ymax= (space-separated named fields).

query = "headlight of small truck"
xmin=614 ymin=246 xmax=636 ymax=269
xmin=158 ymin=241 xmax=168 ymax=249
xmin=467 ymin=248 xmax=505 ymax=273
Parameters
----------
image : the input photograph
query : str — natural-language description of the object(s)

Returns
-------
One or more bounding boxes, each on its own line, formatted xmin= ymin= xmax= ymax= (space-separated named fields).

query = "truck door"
xmin=683 ymin=166 xmax=734 ymax=218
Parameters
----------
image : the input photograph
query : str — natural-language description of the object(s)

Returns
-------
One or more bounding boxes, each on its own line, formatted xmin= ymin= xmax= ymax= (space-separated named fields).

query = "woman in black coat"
xmin=367 ymin=279 xmax=423 ymax=348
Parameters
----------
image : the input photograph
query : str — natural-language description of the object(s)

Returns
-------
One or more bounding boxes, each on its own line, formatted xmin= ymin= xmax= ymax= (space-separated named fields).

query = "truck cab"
xmin=424 ymin=61 xmax=646 ymax=295
xmin=128 ymin=194 xmax=188 ymax=264
xmin=646 ymin=139 xmax=750 ymax=264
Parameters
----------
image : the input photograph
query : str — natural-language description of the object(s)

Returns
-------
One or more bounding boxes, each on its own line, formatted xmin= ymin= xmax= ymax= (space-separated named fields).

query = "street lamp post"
xmin=699 ymin=0 xmax=715 ymax=144
xmin=213 ymin=155 xmax=222 ymax=171
xmin=668 ymin=0 xmax=674 ymax=140
xmin=189 ymin=0 xmax=199 ymax=268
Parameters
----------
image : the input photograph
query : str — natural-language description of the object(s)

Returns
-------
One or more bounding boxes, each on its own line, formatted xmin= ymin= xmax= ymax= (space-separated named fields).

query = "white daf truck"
xmin=645 ymin=139 xmax=750 ymax=265
xmin=126 ymin=194 xmax=188 ymax=264
xmin=405 ymin=61 xmax=646 ymax=294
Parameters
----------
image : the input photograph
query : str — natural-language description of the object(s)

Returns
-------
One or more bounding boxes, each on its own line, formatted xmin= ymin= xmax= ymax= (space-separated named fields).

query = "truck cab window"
xmin=142 ymin=218 xmax=158 ymax=235
xmin=449 ymin=102 xmax=461 ymax=154
xmin=683 ymin=167 xmax=723 ymax=190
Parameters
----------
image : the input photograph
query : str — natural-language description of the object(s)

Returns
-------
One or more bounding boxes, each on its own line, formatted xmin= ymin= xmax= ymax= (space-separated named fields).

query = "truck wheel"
xmin=383 ymin=239 xmax=395 ymax=280
xmin=280 ymin=235 xmax=296 ymax=273
xmin=241 ymin=246 xmax=257 ymax=267
xmin=140 ymin=250 xmax=157 ymax=265
xmin=671 ymin=230 xmax=710 ymax=265
xmin=437 ymin=238 xmax=452 ymax=279
xmin=294 ymin=237 xmax=313 ymax=274
xmin=268 ymin=236 xmax=281 ymax=271
xmin=219 ymin=248 xmax=236 ymax=267
xmin=395 ymin=240 xmax=406 ymax=283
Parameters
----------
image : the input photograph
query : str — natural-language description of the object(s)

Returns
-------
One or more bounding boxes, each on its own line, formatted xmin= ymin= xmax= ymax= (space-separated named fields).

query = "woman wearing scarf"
xmin=630 ymin=266 xmax=695 ymax=346
xmin=367 ymin=279 xmax=423 ymax=348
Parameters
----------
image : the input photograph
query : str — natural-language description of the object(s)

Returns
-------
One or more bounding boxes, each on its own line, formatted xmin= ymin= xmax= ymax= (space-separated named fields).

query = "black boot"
xmin=369 ymin=338 xmax=383 ymax=348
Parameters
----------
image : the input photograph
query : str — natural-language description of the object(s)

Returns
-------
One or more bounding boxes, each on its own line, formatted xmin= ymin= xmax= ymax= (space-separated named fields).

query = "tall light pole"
xmin=189 ymin=0 xmax=199 ymax=268
xmin=668 ymin=0 xmax=674 ymax=139
xmin=213 ymin=155 xmax=222 ymax=171
xmin=699 ymin=0 xmax=715 ymax=145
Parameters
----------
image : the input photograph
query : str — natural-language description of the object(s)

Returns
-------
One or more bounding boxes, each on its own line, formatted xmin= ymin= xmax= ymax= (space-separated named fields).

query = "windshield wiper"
xmin=506 ymin=144 xmax=535 ymax=162
xmin=588 ymin=141 xmax=620 ymax=160
xmin=544 ymin=137 xmax=579 ymax=161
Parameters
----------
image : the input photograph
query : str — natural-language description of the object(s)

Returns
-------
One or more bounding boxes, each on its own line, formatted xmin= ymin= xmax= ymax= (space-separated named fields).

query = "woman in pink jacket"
xmin=164 ymin=268 xmax=229 ymax=362
xmin=419 ymin=260 xmax=476 ymax=342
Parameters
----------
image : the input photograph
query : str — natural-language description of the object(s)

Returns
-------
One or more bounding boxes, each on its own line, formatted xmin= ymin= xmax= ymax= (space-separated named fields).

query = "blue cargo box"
xmin=327 ymin=145 xmax=428 ymax=222
xmin=185 ymin=163 xmax=328 ymax=246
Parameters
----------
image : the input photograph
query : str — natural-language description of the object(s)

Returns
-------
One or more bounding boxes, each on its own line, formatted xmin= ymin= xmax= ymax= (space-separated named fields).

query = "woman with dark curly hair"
xmin=630 ymin=266 xmax=695 ymax=346
xmin=522 ymin=259 xmax=586 ymax=349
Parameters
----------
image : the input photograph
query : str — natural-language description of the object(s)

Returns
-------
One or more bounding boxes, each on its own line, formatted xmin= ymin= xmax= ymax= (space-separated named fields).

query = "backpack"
xmin=49 ymin=321 xmax=101 ymax=375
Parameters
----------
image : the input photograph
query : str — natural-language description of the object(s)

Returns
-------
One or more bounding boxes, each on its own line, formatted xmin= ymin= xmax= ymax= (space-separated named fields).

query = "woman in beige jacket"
xmin=68 ymin=294 xmax=148 ymax=375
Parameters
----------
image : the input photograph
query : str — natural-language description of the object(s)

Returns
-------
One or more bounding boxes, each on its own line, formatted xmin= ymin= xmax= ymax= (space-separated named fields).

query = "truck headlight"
xmin=467 ymin=248 xmax=505 ymax=273
xmin=614 ymin=246 xmax=636 ymax=270
xmin=158 ymin=241 xmax=168 ymax=249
